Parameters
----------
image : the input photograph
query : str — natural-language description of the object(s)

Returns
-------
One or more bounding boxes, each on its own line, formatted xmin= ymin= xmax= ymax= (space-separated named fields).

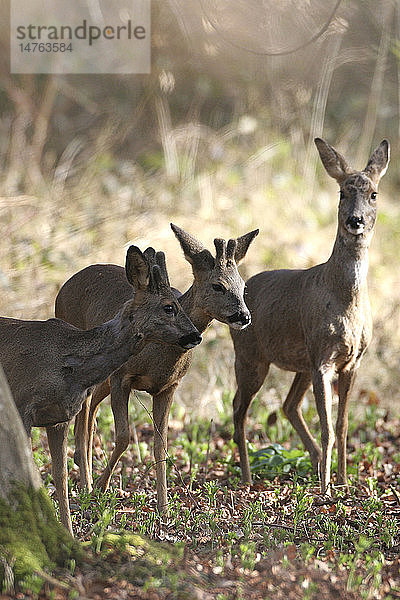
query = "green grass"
xmin=28 ymin=394 xmax=400 ymax=598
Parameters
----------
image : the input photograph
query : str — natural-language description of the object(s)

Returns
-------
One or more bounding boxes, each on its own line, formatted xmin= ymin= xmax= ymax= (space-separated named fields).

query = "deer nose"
xmin=228 ymin=311 xmax=251 ymax=328
xmin=178 ymin=331 xmax=202 ymax=349
xmin=346 ymin=216 xmax=364 ymax=230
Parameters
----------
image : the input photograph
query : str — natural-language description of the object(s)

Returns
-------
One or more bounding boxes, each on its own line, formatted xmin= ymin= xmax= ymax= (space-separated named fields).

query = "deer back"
xmin=55 ymin=264 xmax=132 ymax=328
xmin=0 ymin=317 xmax=94 ymax=431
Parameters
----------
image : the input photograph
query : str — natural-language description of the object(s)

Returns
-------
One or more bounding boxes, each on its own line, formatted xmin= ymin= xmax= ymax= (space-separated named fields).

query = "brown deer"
xmin=55 ymin=224 xmax=258 ymax=513
xmin=0 ymin=246 xmax=201 ymax=533
xmin=230 ymin=138 xmax=389 ymax=493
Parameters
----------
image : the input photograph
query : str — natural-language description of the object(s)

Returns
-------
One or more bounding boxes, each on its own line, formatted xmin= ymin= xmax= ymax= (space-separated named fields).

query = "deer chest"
xmin=322 ymin=313 xmax=370 ymax=371
xmin=31 ymin=387 xmax=88 ymax=428
xmin=130 ymin=352 xmax=193 ymax=396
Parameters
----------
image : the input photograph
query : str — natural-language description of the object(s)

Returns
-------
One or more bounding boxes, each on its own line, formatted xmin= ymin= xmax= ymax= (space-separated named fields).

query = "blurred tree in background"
xmin=0 ymin=0 xmax=398 ymax=193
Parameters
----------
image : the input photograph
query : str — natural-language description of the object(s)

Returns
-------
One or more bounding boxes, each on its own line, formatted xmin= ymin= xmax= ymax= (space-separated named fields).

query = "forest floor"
xmin=3 ymin=398 xmax=400 ymax=600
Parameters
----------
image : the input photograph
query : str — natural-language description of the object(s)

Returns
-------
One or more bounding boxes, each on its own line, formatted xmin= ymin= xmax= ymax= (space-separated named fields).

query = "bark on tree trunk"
xmin=0 ymin=366 xmax=42 ymax=498
xmin=0 ymin=365 xmax=81 ymax=592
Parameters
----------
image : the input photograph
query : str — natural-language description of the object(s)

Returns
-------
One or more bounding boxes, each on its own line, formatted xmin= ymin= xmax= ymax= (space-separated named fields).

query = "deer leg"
xmin=336 ymin=369 xmax=355 ymax=488
xmin=46 ymin=421 xmax=73 ymax=535
xmin=86 ymin=380 xmax=110 ymax=483
xmin=75 ymin=396 xmax=92 ymax=491
xmin=74 ymin=380 xmax=110 ymax=489
xmin=282 ymin=372 xmax=321 ymax=472
xmin=95 ymin=374 xmax=130 ymax=492
xmin=73 ymin=404 xmax=86 ymax=469
xmin=312 ymin=367 xmax=335 ymax=494
xmin=233 ymin=360 xmax=269 ymax=485
xmin=152 ymin=386 xmax=176 ymax=515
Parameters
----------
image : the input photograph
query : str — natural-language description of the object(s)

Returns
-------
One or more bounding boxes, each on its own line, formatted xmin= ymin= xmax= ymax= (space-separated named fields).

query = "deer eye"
xmin=370 ymin=192 xmax=377 ymax=201
xmin=212 ymin=283 xmax=226 ymax=293
xmin=128 ymin=313 xmax=135 ymax=322
xmin=340 ymin=191 xmax=345 ymax=200
xmin=163 ymin=304 xmax=175 ymax=315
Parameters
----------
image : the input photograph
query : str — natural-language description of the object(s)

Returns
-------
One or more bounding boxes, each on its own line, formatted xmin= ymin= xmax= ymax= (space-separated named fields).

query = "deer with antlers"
xmin=55 ymin=224 xmax=258 ymax=513
xmin=0 ymin=246 xmax=201 ymax=532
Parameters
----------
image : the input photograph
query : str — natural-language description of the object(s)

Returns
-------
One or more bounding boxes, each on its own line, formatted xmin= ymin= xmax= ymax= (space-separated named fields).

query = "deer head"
xmin=171 ymin=224 xmax=258 ymax=330
xmin=315 ymin=138 xmax=390 ymax=247
xmin=121 ymin=246 xmax=202 ymax=350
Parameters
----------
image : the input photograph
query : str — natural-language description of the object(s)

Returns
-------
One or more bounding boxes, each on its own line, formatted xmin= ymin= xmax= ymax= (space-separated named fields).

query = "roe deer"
xmin=0 ymin=246 xmax=201 ymax=533
xmin=230 ymin=138 xmax=389 ymax=493
xmin=55 ymin=224 xmax=258 ymax=513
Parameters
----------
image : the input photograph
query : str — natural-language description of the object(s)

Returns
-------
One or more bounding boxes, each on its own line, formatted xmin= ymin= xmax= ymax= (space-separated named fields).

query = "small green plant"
xmin=204 ymin=480 xmax=219 ymax=507
xmin=291 ymin=481 xmax=313 ymax=537
xmin=91 ymin=508 xmax=115 ymax=554
xmin=249 ymin=442 xmax=313 ymax=479
xmin=339 ymin=536 xmax=384 ymax=598
xmin=19 ymin=573 xmax=45 ymax=597
xmin=239 ymin=541 xmax=256 ymax=571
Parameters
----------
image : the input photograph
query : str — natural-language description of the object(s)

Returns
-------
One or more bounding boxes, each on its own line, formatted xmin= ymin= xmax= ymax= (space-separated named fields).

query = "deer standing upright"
xmin=55 ymin=224 xmax=258 ymax=512
xmin=0 ymin=246 xmax=201 ymax=533
xmin=230 ymin=138 xmax=389 ymax=492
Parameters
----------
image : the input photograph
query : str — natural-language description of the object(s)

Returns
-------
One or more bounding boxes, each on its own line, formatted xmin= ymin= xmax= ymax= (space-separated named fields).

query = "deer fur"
xmin=230 ymin=138 xmax=389 ymax=493
xmin=0 ymin=246 xmax=201 ymax=533
xmin=55 ymin=224 xmax=258 ymax=513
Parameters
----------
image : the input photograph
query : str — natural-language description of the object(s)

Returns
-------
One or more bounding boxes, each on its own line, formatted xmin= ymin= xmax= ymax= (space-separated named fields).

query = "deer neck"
xmin=325 ymin=231 xmax=370 ymax=302
xmin=65 ymin=313 xmax=133 ymax=391
xmin=179 ymin=283 xmax=213 ymax=333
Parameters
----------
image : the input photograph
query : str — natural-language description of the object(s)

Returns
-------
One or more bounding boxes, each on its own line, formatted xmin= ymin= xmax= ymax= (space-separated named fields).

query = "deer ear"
xmin=315 ymin=138 xmax=352 ymax=184
xmin=125 ymin=246 xmax=149 ymax=291
xmin=363 ymin=139 xmax=390 ymax=184
xmin=234 ymin=229 xmax=259 ymax=264
xmin=170 ymin=223 xmax=214 ymax=271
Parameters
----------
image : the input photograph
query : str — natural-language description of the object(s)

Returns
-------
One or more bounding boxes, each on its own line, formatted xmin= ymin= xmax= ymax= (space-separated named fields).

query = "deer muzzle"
xmin=227 ymin=311 xmax=251 ymax=330
xmin=345 ymin=215 xmax=365 ymax=235
xmin=178 ymin=331 xmax=203 ymax=349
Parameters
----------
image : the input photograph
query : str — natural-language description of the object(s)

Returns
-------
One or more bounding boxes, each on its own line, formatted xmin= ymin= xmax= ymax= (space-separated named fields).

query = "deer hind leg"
xmin=312 ymin=367 xmax=335 ymax=494
xmin=152 ymin=386 xmax=176 ymax=515
xmin=86 ymin=380 xmax=110 ymax=484
xmin=74 ymin=379 xmax=110 ymax=490
xmin=75 ymin=396 xmax=91 ymax=491
xmin=282 ymin=372 xmax=321 ymax=472
xmin=73 ymin=379 xmax=109 ymax=466
xmin=336 ymin=369 xmax=355 ymax=489
xmin=73 ymin=404 xmax=86 ymax=468
xmin=95 ymin=374 xmax=131 ymax=492
xmin=46 ymin=421 xmax=73 ymax=534
xmin=233 ymin=358 xmax=269 ymax=485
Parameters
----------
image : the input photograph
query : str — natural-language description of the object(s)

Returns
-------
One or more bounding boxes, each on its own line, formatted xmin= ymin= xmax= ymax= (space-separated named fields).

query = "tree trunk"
xmin=0 ymin=365 xmax=81 ymax=592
